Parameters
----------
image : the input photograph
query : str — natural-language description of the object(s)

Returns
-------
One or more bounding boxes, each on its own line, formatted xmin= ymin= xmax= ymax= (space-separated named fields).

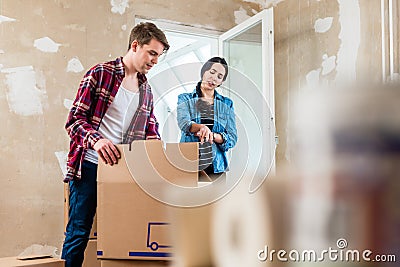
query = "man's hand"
xmin=93 ymin=138 xmax=121 ymax=165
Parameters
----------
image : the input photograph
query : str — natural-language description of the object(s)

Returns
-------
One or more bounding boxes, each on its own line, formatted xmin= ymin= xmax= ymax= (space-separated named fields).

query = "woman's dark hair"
xmin=196 ymin=57 xmax=229 ymax=97
xmin=200 ymin=57 xmax=229 ymax=82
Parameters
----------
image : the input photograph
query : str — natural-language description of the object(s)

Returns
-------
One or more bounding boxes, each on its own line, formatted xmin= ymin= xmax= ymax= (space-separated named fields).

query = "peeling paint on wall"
xmin=33 ymin=7 xmax=44 ymax=17
xmin=63 ymin=99 xmax=73 ymax=110
xmin=0 ymin=15 xmax=16 ymax=23
xmin=306 ymin=55 xmax=336 ymax=89
xmin=54 ymin=151 xmax=68 ymax=177
xmin=33 ymin=37 xmax=61 ymax=53
xmin=336 ymin=0 xmax=360 ymax=82
xmin=67 ymin=57 xmax=84 ymax=73
xmin=265 ymin=0 xmax=285 ymax=6
xmin=1 ymin=66 xmax=47 ymax=116
xmin=65 ymin=24 xmax=86 ymax=32
xmin=306 ymin=68 xmax=321 ymax=89
xmin=314 ymin=17 xmax=333 ymax=33
xmin=243 ymin=0 xmax=267 ymax=8
xmin=244 ymin=0 xmax=284 ymax=9
xmin=234 ymin=6 xmax=251 ymax=24
xmin=121 ymin=24 xmax=127 ymax=31
xmin=110 ymin=0 xmax=129 ymax=15
xmin=1 ymin=0 xmax=267 ymax=259
xmin=321 ymin=54 xmax=336 ymax=75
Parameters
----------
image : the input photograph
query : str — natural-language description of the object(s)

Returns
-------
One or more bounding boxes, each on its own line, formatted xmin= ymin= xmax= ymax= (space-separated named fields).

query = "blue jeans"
xmin=61 ymin=161 xmax=97 ymax=267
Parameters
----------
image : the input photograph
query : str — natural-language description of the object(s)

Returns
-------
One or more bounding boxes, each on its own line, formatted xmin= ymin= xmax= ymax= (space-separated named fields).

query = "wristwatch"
xmin=214 ymin=132 xmax=225 ymax=143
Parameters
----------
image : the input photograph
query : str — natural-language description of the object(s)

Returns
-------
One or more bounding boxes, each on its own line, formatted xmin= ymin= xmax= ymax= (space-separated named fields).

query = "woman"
xmin=177 ymin=57 xmax=237 ymax=180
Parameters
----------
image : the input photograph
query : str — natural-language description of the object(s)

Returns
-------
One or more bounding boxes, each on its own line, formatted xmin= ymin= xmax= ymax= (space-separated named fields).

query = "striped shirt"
xmin=177 ymin=89 xmax=238 ymax=174
xmin=197 ymin=99 xmax=214 ymax=171
xmin=64 ymin=57 xmax=160 ymax=182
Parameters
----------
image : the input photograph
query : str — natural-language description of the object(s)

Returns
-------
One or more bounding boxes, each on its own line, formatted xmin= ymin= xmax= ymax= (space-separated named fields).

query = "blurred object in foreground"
xmin=290 ymin=83 xmax=400 ymax=265
xmin=166 ymin=142 xmax=305 ymax=267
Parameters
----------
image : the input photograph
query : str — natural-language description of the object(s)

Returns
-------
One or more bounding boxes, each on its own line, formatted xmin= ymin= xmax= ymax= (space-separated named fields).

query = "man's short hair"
xmin=128 ymin=22 xmax=170 ymax=53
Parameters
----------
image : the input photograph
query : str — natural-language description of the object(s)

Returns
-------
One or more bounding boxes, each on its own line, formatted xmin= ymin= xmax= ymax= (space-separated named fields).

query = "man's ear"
xmin=131 ymin=40 xmax=138 ymax=52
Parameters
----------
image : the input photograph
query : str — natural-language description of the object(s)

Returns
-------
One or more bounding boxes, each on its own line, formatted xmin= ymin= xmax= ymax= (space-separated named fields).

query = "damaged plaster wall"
xmin=0 ymin=0 xmax=386 ymax=258
xmin=272 ymin=0 xmax=383 ymax=166
xmin=0 ymin=0 xmax=260 ymax=257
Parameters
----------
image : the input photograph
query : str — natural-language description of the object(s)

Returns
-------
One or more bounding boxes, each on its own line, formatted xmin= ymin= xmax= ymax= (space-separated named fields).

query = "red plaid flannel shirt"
xmin=64 ymin=57 xmax=160 ymax=182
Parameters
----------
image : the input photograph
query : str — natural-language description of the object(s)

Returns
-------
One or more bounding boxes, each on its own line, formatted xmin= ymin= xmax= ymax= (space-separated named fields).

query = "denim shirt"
xmin=177 ymin=89 xmax=238 ymax=173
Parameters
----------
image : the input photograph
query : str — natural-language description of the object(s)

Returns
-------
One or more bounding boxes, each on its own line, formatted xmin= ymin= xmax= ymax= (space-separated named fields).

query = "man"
xmin=61 ymin=22 xmax=169 ymax=267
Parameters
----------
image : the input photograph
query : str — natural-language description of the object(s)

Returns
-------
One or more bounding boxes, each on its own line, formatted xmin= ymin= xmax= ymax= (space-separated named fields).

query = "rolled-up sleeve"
xmin=145 ymin=110 xmax=161 ymax=140
xmin=65 ymin=68 xmax=104 ymax=150
xmin=177 ymin=94 xmax=194 ymax=133
xmin=217 ymin=100 xmax=237 ymax=152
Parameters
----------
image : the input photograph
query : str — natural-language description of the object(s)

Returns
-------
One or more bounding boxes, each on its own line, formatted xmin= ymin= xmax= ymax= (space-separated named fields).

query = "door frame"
xmin=218 ymin=8 xmax=275 ymax=192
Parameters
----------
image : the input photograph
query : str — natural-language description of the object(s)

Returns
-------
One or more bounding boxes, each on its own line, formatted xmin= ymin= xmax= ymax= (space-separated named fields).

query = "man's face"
xmin=133 ymin=39 xmax=165 ymax=74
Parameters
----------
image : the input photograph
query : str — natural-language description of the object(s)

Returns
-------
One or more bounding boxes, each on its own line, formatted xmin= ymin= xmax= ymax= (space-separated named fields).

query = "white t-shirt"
xmin=84 ymin=85 xmax=139 ymax=164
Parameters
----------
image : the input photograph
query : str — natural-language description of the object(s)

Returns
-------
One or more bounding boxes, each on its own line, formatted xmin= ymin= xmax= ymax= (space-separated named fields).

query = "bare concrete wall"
xmin=272 ymin=0 xmax=383 ymax=168
xmin=0 ymin=0 xmax=386 ymax=258
xmin=0 ymin=0 xmax=260 ymax=257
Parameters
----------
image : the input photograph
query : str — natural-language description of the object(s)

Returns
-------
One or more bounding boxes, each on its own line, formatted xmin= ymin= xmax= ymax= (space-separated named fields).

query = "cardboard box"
xmin=64 ymin=183 xmax=97 ymax=239
xmin=97 ymin=140 xmax=198 ymax=260
xmin=0 ymin=256 xmax=64 ymax=267
xmin=83 ymin=240 xmax=100 ymax=267
xmin=100 ymin=259 xmax=169 ymax=267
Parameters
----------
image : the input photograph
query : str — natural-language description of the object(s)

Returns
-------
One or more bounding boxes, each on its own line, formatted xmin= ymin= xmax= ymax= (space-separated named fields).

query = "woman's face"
xmin=201 ymin=63 xmax=226 ymax=91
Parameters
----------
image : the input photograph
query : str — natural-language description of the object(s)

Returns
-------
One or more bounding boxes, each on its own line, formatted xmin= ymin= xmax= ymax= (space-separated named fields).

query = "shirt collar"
xmin=191 ymin=88 xmax=223 ymax=100
xmin=115 ymin=57 xmax=125 ymax=76
xmin=117 ymin=56 xmax=148 ymax=85
xmin=137 ymin=72 xmax=148 ymax=84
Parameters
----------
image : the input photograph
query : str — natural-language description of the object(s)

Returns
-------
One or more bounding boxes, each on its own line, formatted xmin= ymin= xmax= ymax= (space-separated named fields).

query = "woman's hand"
xmin=196 ymin=125 xmax=213 ymax=144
